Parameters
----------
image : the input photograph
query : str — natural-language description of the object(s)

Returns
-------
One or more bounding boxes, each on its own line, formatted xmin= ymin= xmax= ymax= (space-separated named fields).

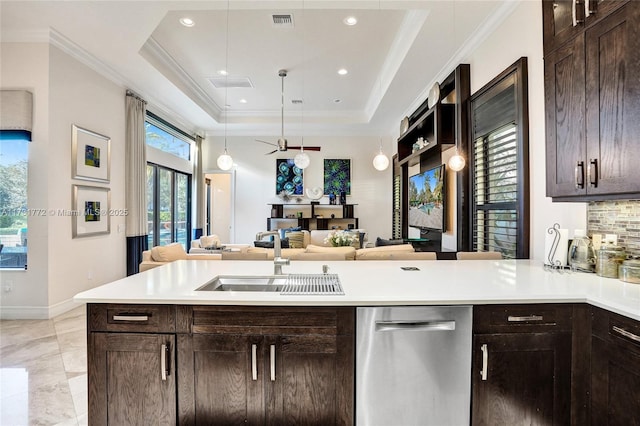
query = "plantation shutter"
xmin=392 ymin=155 xmax=402 ymax=239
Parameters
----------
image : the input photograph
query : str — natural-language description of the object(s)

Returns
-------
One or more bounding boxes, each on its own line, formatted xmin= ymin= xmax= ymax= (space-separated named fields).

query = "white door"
xmin=205 ymin=171 xmax=234 ymax=243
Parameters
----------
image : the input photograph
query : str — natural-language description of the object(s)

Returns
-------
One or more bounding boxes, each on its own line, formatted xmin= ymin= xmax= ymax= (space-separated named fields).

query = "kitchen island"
xmin=74 ymin=260 xmax=640 ymax=425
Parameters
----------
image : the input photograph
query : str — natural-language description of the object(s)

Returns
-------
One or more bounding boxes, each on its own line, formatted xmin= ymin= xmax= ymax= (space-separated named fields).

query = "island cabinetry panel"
xmin=177 ymin=306 xmax=355 ymax=425
xmin=471 ymin=304 xmax=573 ymax=425
xmin=88 ymin=332 xmax=177 ymax=426
xmin=591 ymin=307 xmax=640 ymax=425
xmin=544 ymin=1 xmax=640 ymax=199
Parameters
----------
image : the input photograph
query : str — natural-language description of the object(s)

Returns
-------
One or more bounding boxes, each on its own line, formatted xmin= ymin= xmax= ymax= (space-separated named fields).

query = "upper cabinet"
xmin=544 ymin=0 xmax=640 ymax=200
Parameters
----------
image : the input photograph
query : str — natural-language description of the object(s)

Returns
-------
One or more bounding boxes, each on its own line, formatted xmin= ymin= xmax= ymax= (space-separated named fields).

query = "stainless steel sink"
xmin=196 ymin=275 xmax=287 ymax=292
xmin=196 ymin=274 xmax=345 ymax=295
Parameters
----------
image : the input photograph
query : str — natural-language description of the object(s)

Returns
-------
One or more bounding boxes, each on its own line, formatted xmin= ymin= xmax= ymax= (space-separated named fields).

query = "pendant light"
xmin=294 ymin=0 xmax=310 ymax=170
xmin=372 ymin=0 xmax=389 ymax=171
xmin=446 ymin=0 xmax=465 ymax=172
xmin=217 ymin=0 xmax=233 ymax=171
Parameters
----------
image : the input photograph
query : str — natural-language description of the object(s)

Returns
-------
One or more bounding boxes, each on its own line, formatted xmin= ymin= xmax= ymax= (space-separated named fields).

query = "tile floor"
xmin=0 ymin=305 xmax=87 ymax=425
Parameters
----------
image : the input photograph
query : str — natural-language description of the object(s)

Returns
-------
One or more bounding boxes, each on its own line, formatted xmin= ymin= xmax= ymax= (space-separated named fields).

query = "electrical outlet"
xmin=3 ymin=280 xmax=13 ymax=293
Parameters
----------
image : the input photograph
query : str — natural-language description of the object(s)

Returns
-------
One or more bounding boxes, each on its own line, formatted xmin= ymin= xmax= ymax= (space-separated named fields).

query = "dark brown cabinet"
xmin=471 ymin=304 xmax=573 ymax=425
xmin=544 ymin=0 xmax=640 ymax=200
xmin=176 ymin=306 xmax=355 ymax=425
xmin=591 ymin=307 xmax=640 ymax=425
xmin=87 ymin=304 xmax=178 ymax=426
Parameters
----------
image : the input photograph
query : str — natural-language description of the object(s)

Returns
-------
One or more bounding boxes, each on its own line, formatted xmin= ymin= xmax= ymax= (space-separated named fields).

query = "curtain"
xmin=193 ymin=135 xmax=204 ymax=240
xmin=0 ymin=90 xmax=33 ymax=140
xmin=125 ymin=92 xmax=148 ymax=275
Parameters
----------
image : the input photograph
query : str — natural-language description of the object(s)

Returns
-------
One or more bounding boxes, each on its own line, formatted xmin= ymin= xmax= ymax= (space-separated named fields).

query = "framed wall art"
xmin=324 ymin=158 xmax=351 ymax=195
xmin=72 ymin=124 xmax=111 ymax=183
xmin=276 ymin=158 xmax=304 ymax=195
xmin=72 ymin=184 xmax=111 ymax=238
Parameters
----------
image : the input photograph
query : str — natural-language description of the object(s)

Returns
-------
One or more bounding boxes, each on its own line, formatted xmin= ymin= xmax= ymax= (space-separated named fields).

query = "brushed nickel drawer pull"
xmin=575 ymin=161 xmax=584 ymax=189
xmin=588 ymin=158 xmax=598 ymax=187
xmin=251 ymin=344 xmax=258 ymax=381
xmin=161 ymin=343 xmax=167 ymax=381
xmin=270 ymin=345 xmax=276 ymax=382
xmin=480 ymin=344 xmax=488 ymax=381
xmin=613 ymin=326 xmax=640 ymax=343
xmin=507 ymin=315 xmax=544 ymax=322
xmin=113 ymin=315 xmax=149 ymax=321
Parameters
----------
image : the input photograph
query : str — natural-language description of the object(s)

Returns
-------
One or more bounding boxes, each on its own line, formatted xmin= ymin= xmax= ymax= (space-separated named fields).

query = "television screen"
xmin=408 ymin=164 xmax=446 ymax=231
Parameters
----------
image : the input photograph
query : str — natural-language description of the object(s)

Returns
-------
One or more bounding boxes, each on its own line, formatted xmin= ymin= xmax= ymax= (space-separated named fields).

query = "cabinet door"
xmin=591 ymin=336 xmax=640 ymax=425
xmin=88 ymin=333 xmax=176 ymax=426
xmin=544 ymin=34 xmax=586 ymax=197
xmin=264 ymin=333 xmax=353 ymax=426
xmin=584 ymin=2 xmax=640 ymax=195
xmin=177 ymin=334 xmax=264 ymax=425
xmin=471 ymin=333 xmax=571 ymax=425
xmin=543 ymin=0 xmax=585 ymax=54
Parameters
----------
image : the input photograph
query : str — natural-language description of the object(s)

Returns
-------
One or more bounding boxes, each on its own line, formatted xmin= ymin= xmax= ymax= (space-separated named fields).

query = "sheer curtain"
xmin=125 ymin=92 xmax=148 ymax=274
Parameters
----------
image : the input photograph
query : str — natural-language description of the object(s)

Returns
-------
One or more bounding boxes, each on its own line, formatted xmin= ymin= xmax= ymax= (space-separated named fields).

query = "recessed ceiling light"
xmin=217 ymin=70 xmax=228 ymax=76
xmin=239 ymin=99 xmax=247 ymax=104
xmin=337 ymin=68 xmax=348 ymax=76
xmin=179 ymin=17 xmax=195 ymax=27
xmin=334 ymin=99 xmax=342 ymax=103
xmin=344 ymin=16 xmax=358 ymax=26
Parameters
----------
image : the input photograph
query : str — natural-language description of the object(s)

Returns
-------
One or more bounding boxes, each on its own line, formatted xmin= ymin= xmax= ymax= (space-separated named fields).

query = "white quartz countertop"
xmin=73 ymin=259 xmax=640 ymax=321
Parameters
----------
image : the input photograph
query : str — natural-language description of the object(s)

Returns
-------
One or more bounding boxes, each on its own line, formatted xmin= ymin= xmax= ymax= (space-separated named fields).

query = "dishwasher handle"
xmin=375 ymin=320 xmax=456 ymax=332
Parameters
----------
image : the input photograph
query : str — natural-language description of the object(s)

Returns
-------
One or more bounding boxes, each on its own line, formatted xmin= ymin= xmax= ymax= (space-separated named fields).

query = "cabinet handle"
xmin=508 ymin=315 xmax=544 ymax=322
xmin=588 ymin=159 xmax=598 ymax=187
xmin=586 ymin=0 xmax=596 ymax=16
xmin=480 ymin=344 xmax=488 ymax=381
xmin=113 ymin=314 xmax=149 ymax=322
xmin=376 ymin=320 xmax=456 ymax=332
xmin=572 ymin=0 xmax=585 ymax=25
xmin=161 ymin=343 xmax=170 ymax=381
xmin=251 ymin=344 xmax=258 ymax=381
xmin=613 ymin=326 xmax=640 ymax=344
xmin=575 ymin=161 xmax=584 ymax=189
xmin=270 ymin=345 xmax=276 ymax=382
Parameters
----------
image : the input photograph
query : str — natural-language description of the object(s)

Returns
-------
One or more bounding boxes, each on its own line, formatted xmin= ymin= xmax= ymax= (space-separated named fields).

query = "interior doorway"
xmin=204 ymin=170 xmax=235 ymax=243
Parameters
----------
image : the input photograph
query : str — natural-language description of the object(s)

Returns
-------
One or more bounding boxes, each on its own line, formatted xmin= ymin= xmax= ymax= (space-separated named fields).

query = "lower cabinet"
xmin=591 ymin=307 xmax=640 ymax=425
xmin=471 ymin=304 xmax=573 ymax=425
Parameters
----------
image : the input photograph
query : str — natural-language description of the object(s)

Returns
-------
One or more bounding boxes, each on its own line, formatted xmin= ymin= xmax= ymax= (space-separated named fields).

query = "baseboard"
xmin=0 ymin=298 xmax=85 ymax=320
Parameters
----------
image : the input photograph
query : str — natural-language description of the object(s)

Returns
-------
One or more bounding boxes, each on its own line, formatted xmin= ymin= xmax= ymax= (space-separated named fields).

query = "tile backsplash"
xmin=588 ymin=200 xmax=640 ymax=255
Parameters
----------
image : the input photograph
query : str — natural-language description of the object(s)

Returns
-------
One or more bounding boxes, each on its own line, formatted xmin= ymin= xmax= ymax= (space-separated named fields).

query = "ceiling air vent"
xmin=291 ymin=99 xmax=303 ymax=105
xmin=208 ymin=76 xmax=254 ymax=89
xmin=272 ymin=14 xmax=294 ymax=28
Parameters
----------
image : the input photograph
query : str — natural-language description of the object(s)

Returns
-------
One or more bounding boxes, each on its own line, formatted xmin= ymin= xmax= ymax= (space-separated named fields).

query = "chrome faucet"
xmin=255 ymin=231 xmax=290 ymax=275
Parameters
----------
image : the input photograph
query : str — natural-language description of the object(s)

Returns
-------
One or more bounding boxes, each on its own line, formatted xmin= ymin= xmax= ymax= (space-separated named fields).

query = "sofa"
xmin=140 ymin=243 xmax=221 ymax=272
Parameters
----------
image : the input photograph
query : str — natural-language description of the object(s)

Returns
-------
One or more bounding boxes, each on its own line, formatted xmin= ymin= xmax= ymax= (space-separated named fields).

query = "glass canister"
xmin=568 ymin=230 xmax=595 ymax=272
xmin=619 ymin=259 xmax=640 ymax=284
xmin=596 ymin=244 xmax=626 ymax=278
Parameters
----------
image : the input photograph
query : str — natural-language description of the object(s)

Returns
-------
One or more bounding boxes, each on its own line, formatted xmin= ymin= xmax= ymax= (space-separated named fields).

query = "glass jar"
xmin=619 ymin=259 xmax=640 ymax=284
xmin=596 ymin=244 xmax=626 ymax=278
xmin=568 ymin=230 xmax=595 ymax=272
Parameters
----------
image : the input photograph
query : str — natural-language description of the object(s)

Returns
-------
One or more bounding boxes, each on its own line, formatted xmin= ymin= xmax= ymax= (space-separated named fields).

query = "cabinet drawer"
xmin=88 ymin=304 xmax=176 ymax=333
xmin=178 ymin=305 xmax=354 ymax=335
xmin=473 ymin=304 xmax=573 ymax=334
xmin=592 ymin=306 xmax=640 ymax=354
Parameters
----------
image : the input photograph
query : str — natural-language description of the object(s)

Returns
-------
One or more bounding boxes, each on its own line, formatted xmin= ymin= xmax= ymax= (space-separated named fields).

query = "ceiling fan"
xmin=255 ymin=69 xmax=321 ymax=155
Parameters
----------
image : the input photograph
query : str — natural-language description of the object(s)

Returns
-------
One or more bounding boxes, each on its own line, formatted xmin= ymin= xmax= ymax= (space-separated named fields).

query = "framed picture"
xmin=324 ymin=158 xmax=351 ymax=195
xmin=72 ymin=185 xmax=111 ymax=238
xmin=72 ymin=124 xmax=111 ymax=183
xmin=276 ymin=159 xmax=304 ymax=195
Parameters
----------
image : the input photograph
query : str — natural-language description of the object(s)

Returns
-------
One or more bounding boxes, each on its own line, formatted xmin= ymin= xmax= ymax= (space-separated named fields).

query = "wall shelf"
xmin=267 ymin=204 xmax=359 ymax=231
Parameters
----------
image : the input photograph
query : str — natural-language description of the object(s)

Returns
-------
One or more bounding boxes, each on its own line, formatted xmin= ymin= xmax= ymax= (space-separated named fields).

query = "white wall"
xmin=202 ymin=136 xmax=393 ymax=245
xmin=0 ymin=43 xmax=127 ymax=319
xmin=462 ymin=0 xmax=587 ymax=260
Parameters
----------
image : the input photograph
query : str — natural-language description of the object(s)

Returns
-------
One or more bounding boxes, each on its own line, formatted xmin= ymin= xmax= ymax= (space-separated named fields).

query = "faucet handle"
xmin=322 ymin=264 xmax=329 ymax=274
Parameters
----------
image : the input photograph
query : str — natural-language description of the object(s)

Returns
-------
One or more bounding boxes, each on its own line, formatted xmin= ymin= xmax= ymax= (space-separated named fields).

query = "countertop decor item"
xmin=596 ymin=243 xmax=626 ymax=278
xmin=619 ymin=259 xmax=640 ymax=284
xmin=544 ymin=223 xmax=568 ymax=271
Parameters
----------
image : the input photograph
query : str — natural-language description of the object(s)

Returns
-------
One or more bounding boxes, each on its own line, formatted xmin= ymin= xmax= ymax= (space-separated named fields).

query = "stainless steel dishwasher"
xmin=356 ymin=306 xmax=472 ymax=426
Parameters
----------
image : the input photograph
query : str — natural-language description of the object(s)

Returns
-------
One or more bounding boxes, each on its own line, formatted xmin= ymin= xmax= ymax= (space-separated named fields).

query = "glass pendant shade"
xmin=217 ymin=149 xmax=233 ymax=170
xmin=448 ymin=149 xmax=466 ymax=172
xmin=294 ymin=151 xmax=310 ymax=169
xmin=373 ymin=151 xmax=390 ymax=171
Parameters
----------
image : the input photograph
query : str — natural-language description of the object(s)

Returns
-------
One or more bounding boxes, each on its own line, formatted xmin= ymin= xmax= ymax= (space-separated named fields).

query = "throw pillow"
xmin=285 ymin=231 xmax=305 ymax=248
xmin=254 ymin=238 xmax=290 ymax=249
xmin=151 ymin=243 xmax=187 ymax=262
xmin=305 ymin=244 xmax=356 ymax=260
xmin=375 ymin=237 xmax=405 ymax=247
xmin=200 ymin=235 xmax=220 ymax=248
xmin=279 ymin=226 xmax=302 ymax=240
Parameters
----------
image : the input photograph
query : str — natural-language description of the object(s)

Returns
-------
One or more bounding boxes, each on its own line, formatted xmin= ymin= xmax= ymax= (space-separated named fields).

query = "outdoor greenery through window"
xmin=145 ymin=113 xmax=191 ymax=161
xmin=0 ymin=136 xmax=28 ymax=269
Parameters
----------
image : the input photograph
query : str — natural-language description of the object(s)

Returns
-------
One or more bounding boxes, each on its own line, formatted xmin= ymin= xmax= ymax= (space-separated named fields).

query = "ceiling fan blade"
xmin=255 ymin=139 xmax=277 ymax=147
xmin=265 ymin=149 xmax=278 ymax=155
xmin=288 ymin=146 xmax=322 ymax=151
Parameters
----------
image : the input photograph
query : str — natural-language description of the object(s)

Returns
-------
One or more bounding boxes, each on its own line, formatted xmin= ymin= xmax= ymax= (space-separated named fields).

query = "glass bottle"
xmin=596 ymin=242 xmax=626 ymax=278
xmin=568 ymin=230 xmax=595 ymax=273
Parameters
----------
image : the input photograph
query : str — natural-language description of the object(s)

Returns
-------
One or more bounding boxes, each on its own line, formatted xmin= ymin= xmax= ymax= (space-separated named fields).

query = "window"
xmin=0 ymin=135 xmax=28 ymax=269
xmin=145 ymin=112 xmax=193 ymax=249
xmin=470 ymin=58 xmax=529 ymax=259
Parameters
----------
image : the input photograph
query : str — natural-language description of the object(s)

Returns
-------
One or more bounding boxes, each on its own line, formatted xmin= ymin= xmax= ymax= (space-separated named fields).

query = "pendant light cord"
xmin=223 ymin=0 xmax=230 ymax=152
